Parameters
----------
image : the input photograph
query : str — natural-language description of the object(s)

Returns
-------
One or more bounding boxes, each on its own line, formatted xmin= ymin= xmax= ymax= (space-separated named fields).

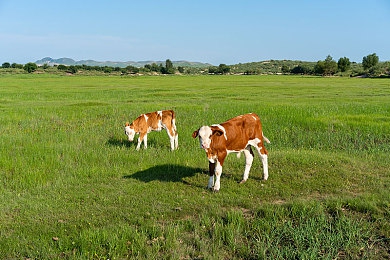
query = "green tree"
xmin=11 ymin=63 xmax=23 ymax=69
xmin=291 ymin=64 xmax=312 ymax=75
xmin=208 ymin=66 xmax=218 ymax=74
xmin=218 ymin=64 xmax=230 ymax=74
xmin=323 ymin=55 xmax=337 ymax=75
xmin=314 ymin=61 xmax=325 ymax=75
xmin=125 ymin=65 xmax=139 ymax=74
xmin=385 ymin=61 xmax=390 ymax=76
xmin=2 ymin=62 xmax=11 ymax=68
xmin=281 ymin=64 xmax=290 ymax=74
xmin=314 ymin=55 xmax=337 ymax=76
xmin=103 ymin=66 xmax=112 ymax=73
xmin=337 ymin=57 xmax=351 ymax=72
xmin=164 ymin=59 xmax=175 ymax=74
xmin=362 ymin=53 xmax=379 ymax=71
xmin=68 ymin=65 xmax=78 ymax=74
xmin=23 ymin=62 xmax=38 ymax=73
xmin=57 ymin=64 xmax=67 ymax=71
xmin=291 ymin=65 xmax=306 ymax=74
xmin=147 ymin=63 xmax=160 ymax=72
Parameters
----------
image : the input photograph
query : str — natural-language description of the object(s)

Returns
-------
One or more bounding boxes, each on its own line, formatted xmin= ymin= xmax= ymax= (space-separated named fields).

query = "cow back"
xmin=219 ymin=113 xmax=262 ymax=151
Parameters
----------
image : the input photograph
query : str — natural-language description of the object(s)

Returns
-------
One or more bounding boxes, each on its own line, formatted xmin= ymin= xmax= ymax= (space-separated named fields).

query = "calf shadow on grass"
xmin=107 ymin=136 xmax=132 ymax=148
xmin=106 ymin=136 xmax=161 ymax=150
xmin=124 ymin=164 xmax=206 ymax=184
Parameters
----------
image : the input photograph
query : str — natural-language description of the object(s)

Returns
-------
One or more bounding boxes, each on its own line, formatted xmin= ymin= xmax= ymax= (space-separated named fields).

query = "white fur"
xmin=197 ymin=126 xmax=213 ymax=149
xmin=213 ymin=161 xmax=223 ymax=191
xmin=124 ymin=125 xmax=135 ymax=141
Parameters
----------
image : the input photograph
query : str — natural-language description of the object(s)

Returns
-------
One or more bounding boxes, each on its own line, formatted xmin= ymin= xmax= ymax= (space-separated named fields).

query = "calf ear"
xmin=212 ymin=129 xmax=224 ymax=136
xmin=192 ymin=129 xmax=199 ymax=138
xmin=125 ymin=122 xmax=130 ymax=126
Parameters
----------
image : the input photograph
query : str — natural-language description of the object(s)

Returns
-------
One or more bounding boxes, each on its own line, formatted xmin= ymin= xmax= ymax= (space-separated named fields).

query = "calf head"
xmin=192 ymin=126 xmax=224 ymax=149
xmin=124 ymin=122 xmax=136 ymax=141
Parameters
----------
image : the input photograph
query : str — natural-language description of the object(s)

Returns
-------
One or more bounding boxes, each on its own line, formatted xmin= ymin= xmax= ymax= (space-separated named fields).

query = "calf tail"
xmin=262 ymin=132 xmax=270 ymax=144
xmin=170 ymin=110 xmax=175 ymax=120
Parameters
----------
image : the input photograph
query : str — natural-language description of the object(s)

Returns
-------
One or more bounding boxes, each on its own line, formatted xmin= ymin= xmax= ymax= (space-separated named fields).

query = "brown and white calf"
xmin=125 ymin=110 xmax=178 ymax=150
xmin=192 ymin=113 xmax=270 ymax=191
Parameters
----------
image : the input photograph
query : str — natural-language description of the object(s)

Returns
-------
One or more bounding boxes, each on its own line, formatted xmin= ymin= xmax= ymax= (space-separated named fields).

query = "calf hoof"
xmin=239 ymin=179 xmax=247 ymax=184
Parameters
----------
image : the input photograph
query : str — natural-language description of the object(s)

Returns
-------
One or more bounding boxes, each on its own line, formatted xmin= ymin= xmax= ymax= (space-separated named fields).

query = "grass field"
xmin=0 ymin=74 xmax=389 ymax=259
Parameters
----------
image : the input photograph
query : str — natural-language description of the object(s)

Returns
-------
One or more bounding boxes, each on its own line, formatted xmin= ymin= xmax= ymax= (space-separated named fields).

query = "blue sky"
xmin=1 ymin=0 xmax=389 ymax=65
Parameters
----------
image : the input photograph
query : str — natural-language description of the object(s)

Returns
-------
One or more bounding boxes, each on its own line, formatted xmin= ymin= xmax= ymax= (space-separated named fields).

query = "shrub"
xmin=23 ymin=62 xmax=38 ymax=73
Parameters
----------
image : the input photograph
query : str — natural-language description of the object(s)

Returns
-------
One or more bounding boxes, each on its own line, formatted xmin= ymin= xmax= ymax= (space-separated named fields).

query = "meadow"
xmin=0 ymin=74 xmax=389 ymax=259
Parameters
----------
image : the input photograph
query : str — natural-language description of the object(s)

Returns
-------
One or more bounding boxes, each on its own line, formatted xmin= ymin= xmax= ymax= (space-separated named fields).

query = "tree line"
xmin=2 ymin=53 xmax=389 ymax=77
xmin=286 ymin=53 xmax=385 ymax=77
xmin=1 ymin=59 xmax=183 ymax=75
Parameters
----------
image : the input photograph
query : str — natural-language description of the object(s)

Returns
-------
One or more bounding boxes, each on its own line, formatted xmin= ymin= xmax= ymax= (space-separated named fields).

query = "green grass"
xmin=0 ymin=74 xmax=389 ymax=259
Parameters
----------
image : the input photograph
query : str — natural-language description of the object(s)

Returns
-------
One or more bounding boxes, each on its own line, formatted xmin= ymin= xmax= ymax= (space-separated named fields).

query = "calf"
xmin=192 ymin=113 xmax=270 ymax=191
xmin=125 ymin=110 xmax=178 ymax=150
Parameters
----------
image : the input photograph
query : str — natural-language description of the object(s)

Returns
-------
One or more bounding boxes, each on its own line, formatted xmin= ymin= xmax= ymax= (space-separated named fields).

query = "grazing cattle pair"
xmin=125 ymin=110 xmax=269 ymax=191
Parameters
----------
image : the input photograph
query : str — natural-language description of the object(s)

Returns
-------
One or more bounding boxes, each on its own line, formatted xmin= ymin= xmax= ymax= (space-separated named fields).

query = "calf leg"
xmin=260 ymin=153 xmax=268 ymax=180
xmin=174 ymin=133 xmax=178 ymax=149
xmin=172 ymin=121 xmax=179 ymax=150
xmin=136 ymin=133 xmax=147 ymax=150
xmin=166 ymin=129 xmax=178 ymax=150
xmin=136 ymin=138 xmax=142 ymax=151
xmin=208 ymin=162 xmax=215 ymax=189
xmin=240 ymin=146 xmax=254 ymax=183
xmin=169 ymin=135 xmax=175 ymax=150
xmin=172 ymin=120 xmax=179 ymax=149
xmin=213 ymin=160 xmax=223 ymax=191
xmin=143 ymin=134 xmax=148 ymax=149
xmin=254 ymin=144 xmax=269 ymax=180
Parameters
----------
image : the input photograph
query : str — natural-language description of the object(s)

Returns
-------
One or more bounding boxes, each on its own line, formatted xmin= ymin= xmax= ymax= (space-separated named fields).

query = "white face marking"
xmin=198 ymin=126 xmax=213 ymax=149
xmin=124 ymin=125 xmax=136 ymax=141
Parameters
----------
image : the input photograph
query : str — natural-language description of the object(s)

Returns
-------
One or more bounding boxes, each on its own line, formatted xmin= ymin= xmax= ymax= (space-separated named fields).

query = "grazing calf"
xmin=192 ymin=113 xmax=270 ymax=191
xmin=125 ymin=110 xmax=178 ymax=150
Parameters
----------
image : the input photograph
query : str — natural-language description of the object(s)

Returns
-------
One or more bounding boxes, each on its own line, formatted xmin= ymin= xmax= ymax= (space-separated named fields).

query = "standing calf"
xmin=192 ymin=113 xmax=270 ymax=191
xmin=125 ymin=110 xmax=178 ymax=150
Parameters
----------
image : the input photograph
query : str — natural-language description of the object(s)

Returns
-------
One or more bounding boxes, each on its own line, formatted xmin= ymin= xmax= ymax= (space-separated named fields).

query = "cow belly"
xmin=148 ymin=126 xmax=162 ymax=133
xmin=247 ymin=138 xmax=261 ymax=147
xmin=227 ymin=149 xmax=242 ymax=154
xmin=226 ymin=138 xmax=261 ymax=156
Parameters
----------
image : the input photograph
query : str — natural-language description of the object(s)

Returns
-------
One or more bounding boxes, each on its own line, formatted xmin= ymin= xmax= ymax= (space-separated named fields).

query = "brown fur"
xmin=127 ymin=110 xmax=178 ymax=150
xmin=193 ymin=113 xmax=268 ymax=166
xmin=193 ymin=113 xmax=269 ymax=182
xmin=130 ymin=110 xmax=175 ymax=141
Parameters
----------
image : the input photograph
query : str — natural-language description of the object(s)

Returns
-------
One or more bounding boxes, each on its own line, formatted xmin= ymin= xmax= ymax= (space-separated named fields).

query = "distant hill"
xmin=35 ymin=57 xmax=213 ymax=68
